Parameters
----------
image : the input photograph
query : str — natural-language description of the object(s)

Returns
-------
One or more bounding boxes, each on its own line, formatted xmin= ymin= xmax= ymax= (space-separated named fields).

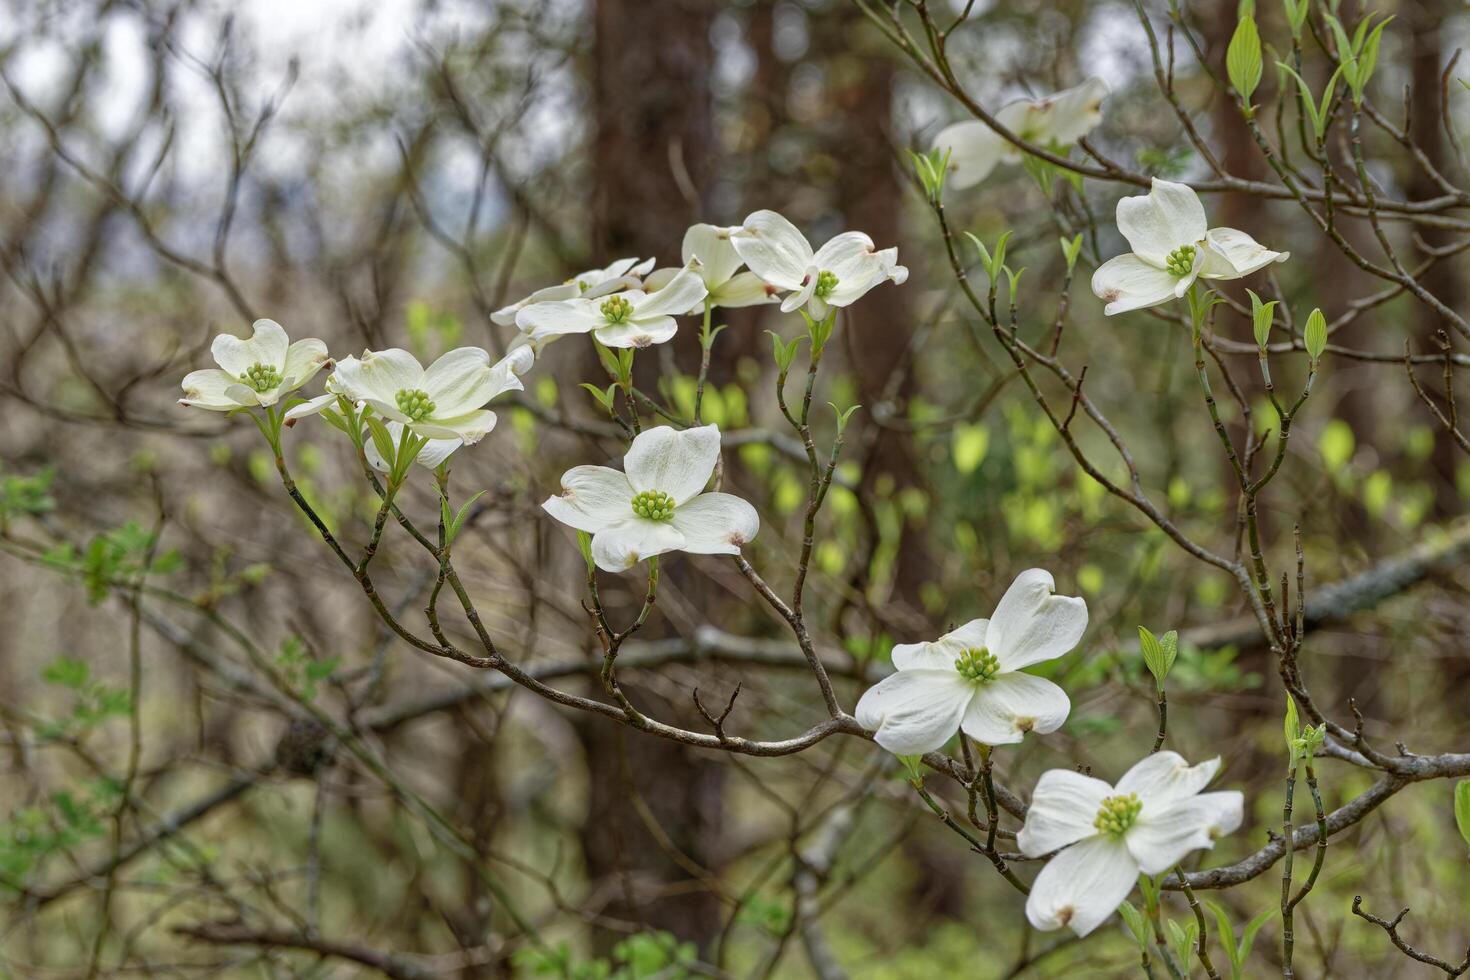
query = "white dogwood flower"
xmin=933 ymin=77 xmax=1109 ymax=189
xmin=1092 ymin=179 xmax=1289 ymax=316
xmin=643 ymin=223 xmax=780 ymax=311
xmin=542 ymin=424 xmax=759 ymax=572
xmin=491 ymin=257 xmax=656 ymax=326
xmin=514 ymin=262 xmax=709 ymax=349
xmin=1018 ymin=752 xmax=1244 ymax=937
xmin=730 ymin=210 xmax=908 ymax=318
xmin=854 ymin=569 xmax=1087 ymax=754
xmin=332 ymin=345 xmax=533 ymax=444
xmin=180 ymin=319 xmax=329 ymax=411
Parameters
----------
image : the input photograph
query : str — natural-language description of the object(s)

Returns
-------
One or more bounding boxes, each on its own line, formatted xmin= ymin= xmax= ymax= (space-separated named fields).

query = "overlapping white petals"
xmin=855 ymin=570 xmax=1086 ymax=754
xmin=933 ymin=78 xmax=1109 ymax=189
xmin=541 ymin=424 xmax=758 ymax=572
xmin=332 ymin=345 xmax=531 ymax=443
xmin=515 ymin=263 xmax=708 ymax=349
xmin=1019 ymin=751 xmax=1242 ymax=937
xmin=731 ymin=210 xmax=906 ymax=316
xmin=492 ymin=257 xmax=656 ymax=326
xmin=1093 ymin=179 xmax=1288 ymax=316
xmin=180 ymin=319 xmax=329 ymax=412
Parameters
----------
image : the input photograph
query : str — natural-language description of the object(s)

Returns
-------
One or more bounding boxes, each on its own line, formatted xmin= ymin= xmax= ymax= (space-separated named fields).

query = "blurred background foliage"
xmin=1 ymin=0 xmax=1468 ymax=976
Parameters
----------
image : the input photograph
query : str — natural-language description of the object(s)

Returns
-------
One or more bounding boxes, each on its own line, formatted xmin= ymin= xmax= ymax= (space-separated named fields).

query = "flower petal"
xmin=1115 ymin=753 xmax=1222 ymax=808
xmin=985 ymin=569 xmax=1088 ymax=671
xmin=731 ymin=210 xmax=812 ymax=290
xmin=212 ymin=318 xmax=290 ymax=375
xmin=959 ymin=671 xmax=1070 ymax=745
xmin=594 ymin=316 xmax=679 ymax=349
xmin=1026 ymin=835 xmax=1139 ymax=937
xmin=542 ymin=465 xmax=634 ymax=533
xmin=282 ymin=339 xmax=330 ymax=392
xmin=283 ymin=391 xmax=338 ymax=423
xmin=1017 ymin=768 xmax=1114 ymax=857
xmin=1202 ymin=227 xmax=1289 ymax=279
xmin=414 ymin=409 xmax=496 ymax=444
xmin=492 ymin=282 xmax=580 ymax=326
xmin=669 ymin=491 xmax=759 ymax=554
xmin=710 ymin=270 xmax=781 ymax=308
xmin=682 ymin=223 xmax=744 ymax=288
xmin=892 ymin=619 xmax=987 ymax=671
xmin=589 ymin=519 xmax=687 ymax=572
xmin=514 ymin=300 xmax=605 ymax=340
xmin=779 ymin=270 xmax=819 ymax=313
xmin=180 ymin=368 xmax=254 ymax=410
xmin=623 ymin=424 xmax=720 ymax=503
xmin=632 ymin=263 xmax=709 ymax=318
xmin=422 ymin=347 xmax=493 ymax=416
xmin=1091 ymin=253 xmax=1181 ymax=316
xmin=932 ymin=120 xmax=1008 ymax=189
xmin=1116 ymin=178 xmax=1207 ymax=266
xmin=334 ymin=348 xmax=425 ymax=405
xmin=854 ymin=669 xmax=974 ymax=755
xmin=1036 ymin=77 xmax=1109 ymax=145
xmin=1127 ymin=791 xmax=1244 ymax=876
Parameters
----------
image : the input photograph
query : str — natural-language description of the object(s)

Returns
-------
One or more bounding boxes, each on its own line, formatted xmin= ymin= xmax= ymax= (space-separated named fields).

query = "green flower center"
xmin=813 ymin=270 xmax=840 ymax=299
xmin=631 ymin=489 xmax=676 ymax=522
xmin=600 ymin=295 xmax=635 ymax=323
xmin=955 ymin=647 xmax=1002 ymax=684
xmin=1093 ymin=793 xmax=1143 ymax=836
xmin=395 ymin=388 xmax=436 ymax=422
xmin=1165 ymin=244 xmax=1197 ymax=278
xmin=240 ymin=362 xmax=282 ymax=393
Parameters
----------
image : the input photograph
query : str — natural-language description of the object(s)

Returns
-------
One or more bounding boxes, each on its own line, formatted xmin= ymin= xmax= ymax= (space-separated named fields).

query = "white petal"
xmin=710 ymin=270 xmax=781 ymax=308
xmin=892 ymin=620 xmax=984 ymax=671
xmin=854 ymin=669 xmax=974 ymax=755
xmin=941 ymin=618 xmax=990 ymax=651
xmin=932 ymin=119 xmax=1008 ymax=189
xmin=1115 ymin=753 xmax=1222 ymax=808
xmin=422 ymin=347 xmax=494 ymax=416
xmin=641 ymin=267 xmax=680 ymax=292
xmin=281 ymin=339 xmax=330 ymax=393
xmin=1116 ymin=178 xmax=1207 ymax=266
xmin=211 ymin=319 xmax=290 ymax=375
xmin=492 ymin=282 xmax=580 ymax=325
xmin=1202 ymin=227 xmax=1289 ymax=279
xmin=1035 ymin=77 xmax=1109 ymax=145
xmin=985 ymin=569 xmax=1088 ymax=671
xmin=1127 ymin=792 xmax=1244 ymax=876
xmin=630 ymin=263 xmax=708 ymax=317
xmin=542 ymin=465 xmax=634 ymax=533
xmin=623 ymin=424 xmax=720 ymax=504
xmin=594 ymin=316 xmax=679 ymax=349
xmin=1017 ymin=769 xmax=1114 ymax=857
xmin=179 ymin=368 xmax=253 ymax=410
xmin=682 ymin=223 xmax=743 ymax=287
xmin=1026 ymin=835 xmax=1139 ymax=937
xmin=1092 ymin=253 xmax=1182 ymax=316
xmin=334 ymin=348 xmax=425 ymax=405
xmin=514 ymin=300 xmax=605 ymax=340
xmin=959 ymin=672 xmax=1070 ymax=745
xmin=779 ymin=271 xmax=819 ymax=313
xmin=283 ymin=391 xmax=338 ymax=423
xmin=414 ymin=409 xmax=496 ymax=443
xmin=668 ymin=491 xmax=759 ymax=553
xmin=730 ymin=210 xmax=812 ymax=290
xmin=589 ymin=519 xmax=686 ymax=572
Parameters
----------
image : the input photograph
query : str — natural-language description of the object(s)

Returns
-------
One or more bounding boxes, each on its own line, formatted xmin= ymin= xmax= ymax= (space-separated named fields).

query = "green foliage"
xmin=1247 ymin=289 xmax=1276 ymax=348
xmin=1059 ymin=233 xmax=1083 ymax=276
xmin=964 ymin=230 xmax=1011 ymax=291
xmin=1208 ymin=902 xmax=1276 ymax=980
xmin=1324 ymin=12 xmax=1392 ymax=106
xmin=38 ymin=655 xmax=131 ymax=737
xmin=439 ymin=489 xmax=487 ymax=549
xmin=1303 ymin=307 xmax=1327 ymax=362
xmin=41 ymin=522 xmax=181 ymax=604
xmin=909 ymin=146 xmax=951 ymax=202
xmin=274 ymin=637 xmax=340 ymax=702
xmin=1455 ymin=781 xmax=1470 ymax=853
xmin=1138 ymin=626 xmax=1179 ymax=691
xmin=513 ymin=931 xmax=697 ymax=979
xmin=0 ymin=464 xmax=56 ymax=521
xmin=0 ymin=779 xmax=119 ymax=892
xmin=1227 ymin=14 xmax=1263 ymax=107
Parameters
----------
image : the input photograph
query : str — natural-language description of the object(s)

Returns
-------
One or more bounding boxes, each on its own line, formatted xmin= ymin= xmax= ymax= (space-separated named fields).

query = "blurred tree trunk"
xmin=583 ymin=0 xmax=724 ymax=954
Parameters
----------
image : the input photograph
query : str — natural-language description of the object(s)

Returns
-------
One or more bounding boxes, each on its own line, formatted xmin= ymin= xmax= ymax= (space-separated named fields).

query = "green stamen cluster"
xmin=1093 ymin=794 xmax=1142 ymax=836
xmin=395 ymin=388 xmax=436 ymax=422
xmin=600 ymin=295 xmax=634 ymax=323
xmin=955 ymin=647 xmax=1001 ymax=684
xmin=813 ymin=270 xmax=840 ymax=299
xmin=240 ymin=362 xmax=282 ymax=393
xmin=1165 ymin=244 xmax=1197 ymax=278
xmin=631 ymin=489 xmax=676 ymax=522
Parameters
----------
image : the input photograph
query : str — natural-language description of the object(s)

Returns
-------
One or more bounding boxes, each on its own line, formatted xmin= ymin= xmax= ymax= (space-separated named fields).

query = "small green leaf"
xmin=1304 ymin=307 xmax=1327 ymax=362
xmin=1139 ymin=626 xmax=1178 ymax=689
xmin=1228 ymin=15 xmax=1264 ymax=105
xmin=1239 ymin=906 xmax=1276 ymax=963
xmin=576 ymin=530 xmax=595 ymax=575
xmin=1247 ymin=288 xmax=1277 ymax=348
xmin=1284 ymin=694 xmax=1301 ymax=762
xmin=1060 ymin=233 xmax=1083 ymax=275
xmin=1119 ymin=901 xmax=1151 ymax=948
xmin=830 ymin=402 xmax=861 ymax=435
xmin=1455 ymin=780 xmax=1470 ymax=852
xmin=446 ymin=490 xmax=487 ymax=547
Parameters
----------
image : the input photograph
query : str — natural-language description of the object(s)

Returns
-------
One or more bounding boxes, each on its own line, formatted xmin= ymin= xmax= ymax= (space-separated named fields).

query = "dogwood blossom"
xmin=1018 ymin=752 xmax=1244 ymax=937
xmin=855 ymin=569 xmax=1087 ymax=754
xmin=514 ymin=262 xmax=709 ymax=349
xmin=1092 ymin=179 xmax=1289 ymax=316
xmin=179 ymin=319 xmax=329 ymax=411
xmin=542 ymin=424 xmax=759 ymax=572
xmin=491 ymin=257 xmax=656 ymax=327
xmin=643 ymin=223 xmax=780 ymax=311
xmin=331 ymin=345 xmax=533 ymax=444
xmin=933 ymin=77 xmax=1109 ymax=189
xmin=730 ymin=210 xmax=907 ymax=318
